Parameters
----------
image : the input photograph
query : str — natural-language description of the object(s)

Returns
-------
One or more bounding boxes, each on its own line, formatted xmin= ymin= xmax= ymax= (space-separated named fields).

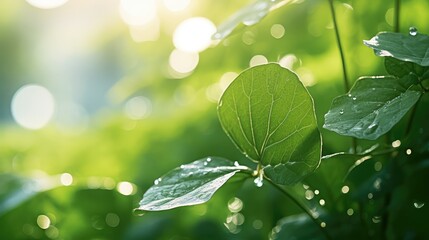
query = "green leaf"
xmin=218 ymin=63 xmax=321 ymax=185
xmin=212 ymin=0 xmax=292 ymax=40
xmin=384 ymin=57 xmax=415 ymax=78
xmin=324 ymin=75 xmax=421 ymax=140
xmin=364 ymin=31 xmax=429 ymax=66
xmin=137 ymin=157 xmax=252 ymax=211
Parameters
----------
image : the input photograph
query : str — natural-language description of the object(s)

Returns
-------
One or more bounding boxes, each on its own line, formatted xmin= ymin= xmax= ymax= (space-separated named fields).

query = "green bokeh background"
xmin=1 ymin=0 xmax=428 ymax=239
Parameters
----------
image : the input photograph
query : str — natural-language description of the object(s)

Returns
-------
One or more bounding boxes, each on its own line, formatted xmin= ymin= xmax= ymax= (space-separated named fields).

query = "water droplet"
xmin=406 ymin=149 xmax=412 ymax=155
xmin=352 ymin=97 xmax=357 ymax=101
xmin=319 ymin=199 xmax=326 ymax=206
xmin=413 ymin=202 xmax=425 ymax=209
xmin=339 ymin=109 xmax=344 ymax=115
xmin=154 ymin=178 xmax=162 ymax=185
xmin=314 ymin=189 xmax=320 ymax=195
xmin=320 ymin=222 xmax=326 ymax=228
xmin=254 ymin=177 xmax=263 ymax=187
xmin=368 ymin=123 xmax=377 ymax=129
xmin=305 ymin=190 xmax=314 ymax=200
xmin=348 ymin=94 xmax=352 ymax=97
xmin=207 ymin=157 xmax=212 ymax=162
xmin=341 ymin=185 xmax=350 ymax=194
xmin=347 ymin=208 xmax=354 ymax=216
xmin=409 ymin=26 xmax=418 ymax=36
xmin=368 ymin=193 xmax=373 ymax=199
xmin=234 ymin=161 xmax=240 ymax=167
xmin=133 ymin=209 xmax=146 ymax=216
xmin=391 ymin=140 xmax=401 ymax=148
xmin=203 ymin=162 xmax=208 ymax=166
xmin=372 ymin=216 xmax=381 ymax=223
xmin=373 ymin=178 xmax=381 ymax=190
xmin=374 ymin=161 xmax=382 ymax=171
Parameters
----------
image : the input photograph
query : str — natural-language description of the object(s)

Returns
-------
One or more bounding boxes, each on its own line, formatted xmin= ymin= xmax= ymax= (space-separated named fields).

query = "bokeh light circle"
xmin=173 ymin=17 xmax=216 ymax=53
xmin=11 ymin=84 xmax=55 ymax=130
xmin=26 ymin=0 xmax=69 ymax=9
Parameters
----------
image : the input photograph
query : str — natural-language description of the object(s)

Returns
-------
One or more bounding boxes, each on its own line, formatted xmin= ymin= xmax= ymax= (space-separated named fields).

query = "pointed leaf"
xmin=218 ymin=63 xmax=321 ymax=185
xmin=364 ymin=31 xmax=429 ymax=66
xmin=324 ymin=75 xmax=421 ymax=140
xmin=138 ymin=157 xmax=252 ymax=211
xmin=212 ymin=0 xmax=293 ymax=40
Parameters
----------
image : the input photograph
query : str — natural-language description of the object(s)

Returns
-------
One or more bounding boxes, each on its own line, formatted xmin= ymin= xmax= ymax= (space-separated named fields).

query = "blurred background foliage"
xmin=0 ymin=0 xmax=428 ymax=239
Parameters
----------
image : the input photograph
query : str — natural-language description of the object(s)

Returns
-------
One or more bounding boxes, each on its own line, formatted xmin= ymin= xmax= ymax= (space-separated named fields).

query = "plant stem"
xmin=327 ymin=0 xmax=357 ymax=153
xmin=328 ymin=0 xmax=349 ymax=92
xmin=265 ymin=177 xmax=333 ymax=240
xmin=394 ymin=0 xmax=400 ymax=33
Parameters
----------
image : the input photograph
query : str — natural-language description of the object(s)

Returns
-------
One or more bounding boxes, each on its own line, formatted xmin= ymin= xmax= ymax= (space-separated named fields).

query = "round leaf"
xmin=218 ymin=63 xmax=321 ymax=185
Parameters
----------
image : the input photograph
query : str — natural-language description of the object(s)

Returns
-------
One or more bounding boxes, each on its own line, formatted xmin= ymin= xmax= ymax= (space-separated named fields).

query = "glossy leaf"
xmin=137 ymin=157 xmax=252 ymax=211
xmin=384 ymin=57 xmax=415 ymax=78
xmin=218 ymin=63 xmax=321 ymax=185
xmin=212 ymin=0 xmax=293 ymax=40
xmin=324 ymin=75 xmax=421 ymax=140
xmin=364 ymin=31 xmax=429 ymax=66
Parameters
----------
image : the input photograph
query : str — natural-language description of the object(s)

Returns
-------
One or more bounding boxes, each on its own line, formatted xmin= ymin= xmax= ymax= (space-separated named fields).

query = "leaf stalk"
xmin=327 ymin=0 xmax=357 ymax=153
xmin=265 ymin=177 xmax=333 ymax=240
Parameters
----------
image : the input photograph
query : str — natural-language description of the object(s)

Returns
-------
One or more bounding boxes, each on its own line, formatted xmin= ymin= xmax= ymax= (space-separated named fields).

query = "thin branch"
xmin=328 ymin=0 xmax=350 ymax=92
xmin=328 ymin=0 xmax=357 ymax=153
xmin=265 ymin=177 xmax=333 ymax=240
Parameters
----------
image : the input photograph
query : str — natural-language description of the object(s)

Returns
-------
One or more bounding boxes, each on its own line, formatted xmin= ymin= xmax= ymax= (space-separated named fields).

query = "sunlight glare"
xmin=173 ymin=17 xmax=216 ymax=53
xmin=26 ymin=0 xmax=69 ymax=9
xmin=129 ymin=18 xmax=160 ymax=42
xmin=11 ymin=84 xmax=55 ymax=130
xmin=120 ymin=0 xmax=157 ymax=26
xmin=163 ymin=0 xmax=190 ymax=12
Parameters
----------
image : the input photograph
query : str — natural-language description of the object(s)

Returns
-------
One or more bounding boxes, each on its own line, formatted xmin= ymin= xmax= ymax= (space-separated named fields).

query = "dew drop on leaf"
xmin=339 ymin=109 xmax=344 ymax=115
xmin=154 ymin=178 xmax=162 ymax=185
xmin=305 ymin=190 xmax=314 ymax=200
xmin=409 ymin=26 xmax=418 ymax=36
